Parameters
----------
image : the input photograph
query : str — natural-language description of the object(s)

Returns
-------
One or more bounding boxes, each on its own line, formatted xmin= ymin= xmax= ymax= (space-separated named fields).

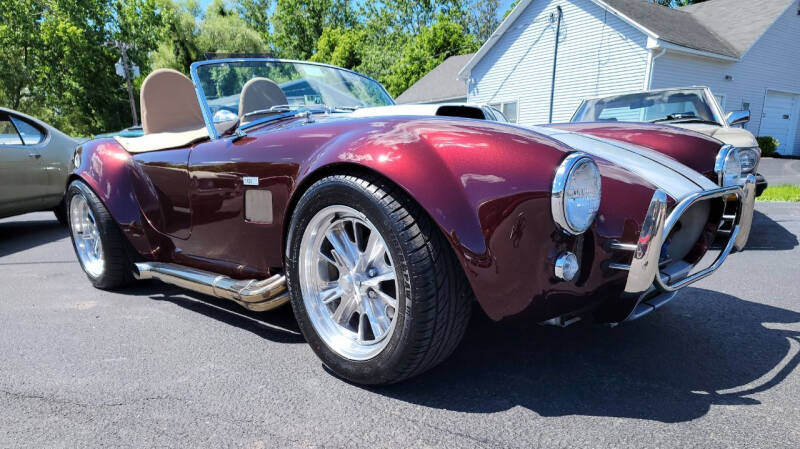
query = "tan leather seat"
xmin=140 ymin=69 xmax=206 ymax=134
xmin=114 ymin=69 xmax=209 ymax=153
xmin=239 ymin=77 xmax=287 ymax=123
xmin=141 ymin=69 xmax=206 ymax=134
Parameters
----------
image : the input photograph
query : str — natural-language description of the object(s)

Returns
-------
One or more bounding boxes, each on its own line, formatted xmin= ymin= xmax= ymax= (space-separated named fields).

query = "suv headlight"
xmin=737 ymin=146 xmax=760 ymax=174
xmin=715 ymin=145 xmax=743 ymax=187
xmin=551 ymin=153 xmax=602 ymax=235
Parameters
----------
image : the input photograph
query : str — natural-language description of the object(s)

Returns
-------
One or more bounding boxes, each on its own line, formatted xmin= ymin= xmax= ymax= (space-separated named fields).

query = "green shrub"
xmin=757 ymin=136 xmax=779 ymax=156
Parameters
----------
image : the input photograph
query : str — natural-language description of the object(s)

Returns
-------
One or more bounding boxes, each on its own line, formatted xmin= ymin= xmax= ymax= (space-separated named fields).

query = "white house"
xmin=458 ymin=0 xmax=800 ymax=156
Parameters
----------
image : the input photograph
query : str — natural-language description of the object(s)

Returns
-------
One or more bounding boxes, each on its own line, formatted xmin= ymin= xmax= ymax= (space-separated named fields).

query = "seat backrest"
xmin=239 ymin=77 xmax=288 ymax=122
xmin=140 ymin=69 xmax=206 ymax=135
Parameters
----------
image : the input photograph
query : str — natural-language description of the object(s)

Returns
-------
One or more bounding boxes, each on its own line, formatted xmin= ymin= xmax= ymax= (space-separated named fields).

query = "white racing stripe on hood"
xmin=531 ymin=126 xmax=714 ymax=200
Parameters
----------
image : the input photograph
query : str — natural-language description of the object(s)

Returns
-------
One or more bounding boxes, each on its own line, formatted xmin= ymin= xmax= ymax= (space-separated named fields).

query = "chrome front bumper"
xmin=616 ymin=174 xmax=755 ymax=299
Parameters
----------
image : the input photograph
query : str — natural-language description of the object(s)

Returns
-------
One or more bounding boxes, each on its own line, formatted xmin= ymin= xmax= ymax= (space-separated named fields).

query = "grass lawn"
xmin=757 ymin=184 xmax=800 ymax=202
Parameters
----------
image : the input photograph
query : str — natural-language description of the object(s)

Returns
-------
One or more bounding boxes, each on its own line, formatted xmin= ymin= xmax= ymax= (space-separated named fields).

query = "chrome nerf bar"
xmin=619 ymin=174 xmax=756 ymax=295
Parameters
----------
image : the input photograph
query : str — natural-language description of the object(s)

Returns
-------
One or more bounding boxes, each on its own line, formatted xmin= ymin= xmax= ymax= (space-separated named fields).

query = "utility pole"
xmin=108 ymin=40 xmax=139 ymax=126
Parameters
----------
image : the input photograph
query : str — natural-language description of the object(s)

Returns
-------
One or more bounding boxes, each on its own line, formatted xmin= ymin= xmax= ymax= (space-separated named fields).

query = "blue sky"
xmin=197 ymin=0 xmax=518 ymax=21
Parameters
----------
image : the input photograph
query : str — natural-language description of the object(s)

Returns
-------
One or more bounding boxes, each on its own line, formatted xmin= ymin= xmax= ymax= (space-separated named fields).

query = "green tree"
xmin=0 ymin=0 xmax=166 ymax=135
xmin=270 ymin=0 xmax=356 ymax=60
xmin=198 ymin=0 xmax=268 ymax=55
xmin=237 ymin=0 xmax=272 ymax=41
xmin=310 ymin=27 xmax=367 ymax=69
xmin=151 ymin=0 xmax=268 ymax=73
xmin=0 ymin=0 xmax=43 ymax=109
xmin=384 ymin=16 xmax=479 ymax=97
xmin=150 ymin=0 xmax=201 ymax=73
xmin=463 ymin=0 xmax=501 ymax=42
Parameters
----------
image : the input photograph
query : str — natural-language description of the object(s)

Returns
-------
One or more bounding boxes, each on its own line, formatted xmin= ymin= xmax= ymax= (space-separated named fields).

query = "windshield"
xmin=192 ymin=59 xmax=394 ymax=133
xmin=572 ymin=89 xmax=720 ymax=125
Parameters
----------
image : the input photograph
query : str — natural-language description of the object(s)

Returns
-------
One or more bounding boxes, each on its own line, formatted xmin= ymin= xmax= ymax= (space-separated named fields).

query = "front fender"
xmin=72 ymin=138 xmax=170 ymax=259
xmin=294 ymin=118 xmax=657 ymax=321
xmin=547 ymin=122 xmax=723 ymax=178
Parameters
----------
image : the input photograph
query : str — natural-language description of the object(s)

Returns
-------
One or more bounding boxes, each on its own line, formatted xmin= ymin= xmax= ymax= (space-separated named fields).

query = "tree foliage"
xmin=271 ymin=0 xmax=356 ymax=60
xmin=0 ymin=0 xmax=164 ymax=135
xmin=1 ymin=0 xmax=505 ymax=135
xmin=384 ymin=17 xmax=479 ymax=96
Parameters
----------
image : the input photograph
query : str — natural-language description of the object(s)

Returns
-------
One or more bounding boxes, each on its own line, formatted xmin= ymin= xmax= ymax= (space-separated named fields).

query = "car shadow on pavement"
xmin=116 ymin=280 xmax=305 ymax=344
xmin=0 ymin=217 xmax=67 ymax=257
xmin=745 ymin=210 xmax=798 ymax=251
xmin=378 ymin=288 xmax=800 ymax=423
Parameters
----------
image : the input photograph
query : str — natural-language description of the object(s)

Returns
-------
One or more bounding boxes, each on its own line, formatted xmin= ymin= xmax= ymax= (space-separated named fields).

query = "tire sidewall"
xmin=66 ymin=181 xmax=113 ymax=285
xmin=286 ymin=177 xmax=417 ymax=384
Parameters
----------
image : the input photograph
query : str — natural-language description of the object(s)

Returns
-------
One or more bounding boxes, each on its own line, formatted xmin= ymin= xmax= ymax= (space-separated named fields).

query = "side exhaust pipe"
xmin=134 ymin=262 xmax=289 ymax=312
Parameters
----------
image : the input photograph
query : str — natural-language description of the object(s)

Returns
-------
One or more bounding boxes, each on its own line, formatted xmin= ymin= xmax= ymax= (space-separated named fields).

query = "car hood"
xmin=531 ymin=125 xmax=718 ymax=200
xmin=669 ymin=123 xmax=757 ymax=148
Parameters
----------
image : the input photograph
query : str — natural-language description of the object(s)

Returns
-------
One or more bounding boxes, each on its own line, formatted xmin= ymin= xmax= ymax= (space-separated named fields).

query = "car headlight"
xmin=737 ymin=146 xmax=760 ymax=174
xmin=551 ymin=153 xmax=602 ymax=235
xmin=715 ymin=145 xmax=743 ymax=187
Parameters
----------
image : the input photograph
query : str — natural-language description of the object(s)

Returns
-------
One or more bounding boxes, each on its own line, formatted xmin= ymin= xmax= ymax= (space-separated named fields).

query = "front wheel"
xmin=66 ymin=180 xmax=134 ymax=289
xmin=286 ymin=174 xmax=472 ymax=385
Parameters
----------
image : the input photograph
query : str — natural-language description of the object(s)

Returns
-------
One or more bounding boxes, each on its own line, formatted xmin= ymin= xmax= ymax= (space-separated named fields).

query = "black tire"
xmin=66 ymin=180 xmax=134 ymax=289
xmin=286 ymin=174 xmax=472 ymax=385
xmin=53 ymin=199 xmax=68 ymax=227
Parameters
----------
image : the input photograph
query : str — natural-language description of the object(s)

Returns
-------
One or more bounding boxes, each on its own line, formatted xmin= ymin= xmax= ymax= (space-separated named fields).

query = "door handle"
xmin=28 ymin=153 xmax=41 ymax=159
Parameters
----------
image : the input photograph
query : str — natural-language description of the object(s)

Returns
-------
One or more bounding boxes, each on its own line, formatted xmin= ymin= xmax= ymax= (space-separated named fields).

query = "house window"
xmin=489 ymin=101 xmax=518 ymax=123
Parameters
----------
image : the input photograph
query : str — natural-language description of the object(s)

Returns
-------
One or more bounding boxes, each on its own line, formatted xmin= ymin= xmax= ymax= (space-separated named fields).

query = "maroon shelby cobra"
xmin=67 ymin=59 xmax=756 ymax=384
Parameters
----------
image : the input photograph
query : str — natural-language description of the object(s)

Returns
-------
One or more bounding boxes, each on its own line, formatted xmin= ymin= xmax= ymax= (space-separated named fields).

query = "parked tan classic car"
xmin=0 ymin=108 xmax=79 ymax=224
xmin=572 ymin=87 xmax=767 ymax=196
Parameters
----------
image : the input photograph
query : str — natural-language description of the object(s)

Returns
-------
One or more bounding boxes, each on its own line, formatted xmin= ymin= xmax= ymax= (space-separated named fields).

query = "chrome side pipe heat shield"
xmin=133 ymin=262 xmax=289 ymax=312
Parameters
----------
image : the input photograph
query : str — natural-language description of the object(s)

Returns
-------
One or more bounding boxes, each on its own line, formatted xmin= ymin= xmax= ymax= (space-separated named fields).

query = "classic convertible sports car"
xmin=67 ymin=59 xmax=755 ymax=385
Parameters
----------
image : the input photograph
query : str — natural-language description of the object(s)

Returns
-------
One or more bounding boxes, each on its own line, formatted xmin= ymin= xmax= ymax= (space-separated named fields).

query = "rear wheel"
xmin=66 ymin=180 xmax=134 ymax=289
xmin=286 ymin=174 xmax=472 ymax=385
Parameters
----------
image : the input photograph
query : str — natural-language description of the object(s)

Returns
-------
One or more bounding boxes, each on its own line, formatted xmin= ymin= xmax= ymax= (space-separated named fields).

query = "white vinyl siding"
xmin=650 ymin=6 xmax=800 ymax=155
xmin=467 ymin=0 xmax=650 ymax=125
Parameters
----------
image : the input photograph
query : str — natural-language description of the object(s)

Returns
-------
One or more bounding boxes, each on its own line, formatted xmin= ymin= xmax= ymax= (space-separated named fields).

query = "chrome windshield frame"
xmin=189 ymin=58 xmax=395 ymax=140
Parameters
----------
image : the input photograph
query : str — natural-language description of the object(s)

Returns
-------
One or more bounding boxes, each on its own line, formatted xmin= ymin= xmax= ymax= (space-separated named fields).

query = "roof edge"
xmin=458 ymin=0 xmax=535 ymax=80
xmin=727 ymin=0 xmax=798 ymax=59
xmin=459 ymin=0 xmax=750 ymax=79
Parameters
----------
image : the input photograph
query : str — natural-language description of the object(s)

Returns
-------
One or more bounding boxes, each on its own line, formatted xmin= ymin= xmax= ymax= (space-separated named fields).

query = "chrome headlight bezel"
xmin=714 ymin=144 xmax=743 ymax=187
xmin=551 ymin=153 xmax=602 ymax=235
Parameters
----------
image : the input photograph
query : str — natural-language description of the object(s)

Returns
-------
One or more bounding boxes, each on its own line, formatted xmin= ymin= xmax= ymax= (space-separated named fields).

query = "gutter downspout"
xmin=548 ymin=5 xmax=563 ymax=124
xmin=644 ymin=46 xmax=666 ymax=90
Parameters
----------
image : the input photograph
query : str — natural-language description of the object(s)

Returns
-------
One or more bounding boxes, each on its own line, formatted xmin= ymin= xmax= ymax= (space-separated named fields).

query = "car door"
xmin=130 ymin=147 xmax=193 ymax=239
xmin=0 ymin=113 xmax=47 ymax=217
xmin=9 ymin=114 xmax=68 ymax=208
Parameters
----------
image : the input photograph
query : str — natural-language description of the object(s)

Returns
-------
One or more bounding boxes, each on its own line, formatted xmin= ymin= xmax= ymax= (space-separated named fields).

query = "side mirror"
xmin=726 ymin=110 xmax=750 ymax=126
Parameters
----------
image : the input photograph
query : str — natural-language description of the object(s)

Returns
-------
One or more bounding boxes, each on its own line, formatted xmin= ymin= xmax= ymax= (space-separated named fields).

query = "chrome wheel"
xmin=299 ymin=205 xmax=400 ymax=361
xmin=69 ymin=194 xmax=105 ymax=278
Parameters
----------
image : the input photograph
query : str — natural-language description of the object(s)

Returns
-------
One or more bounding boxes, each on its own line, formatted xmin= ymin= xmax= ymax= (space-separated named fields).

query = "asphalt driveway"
xmin=760 ymin=157 xmax=800 ymax=185
xmin=1 ymin=203 xmax=799 ymax=448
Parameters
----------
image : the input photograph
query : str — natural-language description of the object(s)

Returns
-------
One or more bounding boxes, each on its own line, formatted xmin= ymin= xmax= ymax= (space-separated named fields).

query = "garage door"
xmin=760 ymin=90 xmax=800 ymax=156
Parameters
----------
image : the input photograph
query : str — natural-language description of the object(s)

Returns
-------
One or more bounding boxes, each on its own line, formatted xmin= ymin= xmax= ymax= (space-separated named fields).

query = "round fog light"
xmin=554 ymin=252 xmax=579 ymax=281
